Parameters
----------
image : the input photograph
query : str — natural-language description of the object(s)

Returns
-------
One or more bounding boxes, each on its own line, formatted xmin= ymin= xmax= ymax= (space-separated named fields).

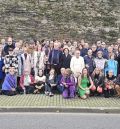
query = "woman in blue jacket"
xmin=105 ymin=54 xmax=118 ymax=77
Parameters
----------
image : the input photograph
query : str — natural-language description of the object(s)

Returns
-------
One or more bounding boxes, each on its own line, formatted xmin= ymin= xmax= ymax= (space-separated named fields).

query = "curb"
xmin=0 ymin=107 xmax=120 ymax=113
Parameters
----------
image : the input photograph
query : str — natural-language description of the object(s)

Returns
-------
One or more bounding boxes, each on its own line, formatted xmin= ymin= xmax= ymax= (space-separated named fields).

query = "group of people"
xmin=0 ymin=37 xmax=120 ymax=99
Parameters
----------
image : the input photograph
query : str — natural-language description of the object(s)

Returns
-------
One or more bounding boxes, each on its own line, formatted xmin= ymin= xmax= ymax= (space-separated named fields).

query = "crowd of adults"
xmin=0 ymin=37 xmax=120 ymax=99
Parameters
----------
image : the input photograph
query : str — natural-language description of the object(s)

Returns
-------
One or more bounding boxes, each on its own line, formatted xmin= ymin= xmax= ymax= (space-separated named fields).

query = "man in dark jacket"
xmin=48 ymin=41 xmax=62 ymax=75
xmin=4 ymin=37 xmax=15 ymax=55
xmin=84 ymin=49 xmax=96 ymax=75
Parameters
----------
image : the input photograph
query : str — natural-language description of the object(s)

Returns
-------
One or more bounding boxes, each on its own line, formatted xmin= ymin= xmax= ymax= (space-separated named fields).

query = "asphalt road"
xmin=0 ymin=113 xmax=120 ymax=129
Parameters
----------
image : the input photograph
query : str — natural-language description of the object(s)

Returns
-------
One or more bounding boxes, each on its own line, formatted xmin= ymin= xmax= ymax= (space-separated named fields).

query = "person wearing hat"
xmin=61 ymin=46 xmax=71 ymax=69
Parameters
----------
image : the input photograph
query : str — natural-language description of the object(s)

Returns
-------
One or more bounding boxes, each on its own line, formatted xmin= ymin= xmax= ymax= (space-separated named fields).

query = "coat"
xmin=61 ymin=54 xmax=71 ymax=68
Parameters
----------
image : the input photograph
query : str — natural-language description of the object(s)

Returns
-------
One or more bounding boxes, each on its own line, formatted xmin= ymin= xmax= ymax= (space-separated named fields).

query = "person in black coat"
xmin=4 ymin=37 xmax=15 ymax=55
xmin=48 ymin=42 xmax=62 ymax=75
xmin=61 ymin=47 xmax=71 ymax=69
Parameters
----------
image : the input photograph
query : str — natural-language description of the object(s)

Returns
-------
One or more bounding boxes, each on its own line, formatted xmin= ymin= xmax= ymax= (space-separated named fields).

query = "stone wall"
xmin=0 ymin=0 xmax=120 ymax=43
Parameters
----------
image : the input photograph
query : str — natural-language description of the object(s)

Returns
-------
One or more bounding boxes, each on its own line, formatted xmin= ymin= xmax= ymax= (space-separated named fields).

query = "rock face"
xmin=0 ymin=0 xmax=120 ymax=43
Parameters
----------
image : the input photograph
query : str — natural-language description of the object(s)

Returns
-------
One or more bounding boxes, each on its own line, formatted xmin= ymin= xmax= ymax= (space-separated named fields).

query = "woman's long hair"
xmin=81 ymin=68 xmax=89 ymax=79
xmin=92 ymin=67 xmax=103 ymax=77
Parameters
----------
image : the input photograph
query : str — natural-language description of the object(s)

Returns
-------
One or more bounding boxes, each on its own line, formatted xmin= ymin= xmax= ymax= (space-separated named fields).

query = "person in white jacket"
xmin=70 ymin=49 xmax=85 ymax=75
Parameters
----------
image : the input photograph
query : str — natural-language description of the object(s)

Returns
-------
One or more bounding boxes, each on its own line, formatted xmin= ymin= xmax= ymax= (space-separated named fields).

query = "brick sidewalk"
xmin=0 ymin=94 xmax=120 ymax=109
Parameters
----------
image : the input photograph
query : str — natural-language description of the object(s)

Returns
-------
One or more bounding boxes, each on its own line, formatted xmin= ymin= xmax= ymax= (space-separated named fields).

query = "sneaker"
xmin=49 ymin=92 xmax=54 ymax=97
xmin=45 ymin=91 xmax=49 ymax=96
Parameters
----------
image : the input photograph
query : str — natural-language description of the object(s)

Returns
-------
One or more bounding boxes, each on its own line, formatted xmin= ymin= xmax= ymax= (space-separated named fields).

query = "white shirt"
xmin=70 ymin=56 xmax=85 ymax=74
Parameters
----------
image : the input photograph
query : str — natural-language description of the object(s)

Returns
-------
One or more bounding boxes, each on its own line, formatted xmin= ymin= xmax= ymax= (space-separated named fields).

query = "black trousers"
xmin=0 ymin=79 xmax=4 ymax=89
xmin=104 ymin=89 xmax=115 ymax=98
xmin=17 ymin=85 xmax=35 ymax=94
xmin=2 ymin=90 xmax=17 ymax=96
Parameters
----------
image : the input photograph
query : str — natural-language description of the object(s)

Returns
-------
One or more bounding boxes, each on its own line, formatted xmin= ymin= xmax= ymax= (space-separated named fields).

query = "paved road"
xmin=0 ymin=113 xmax=120 ymax=129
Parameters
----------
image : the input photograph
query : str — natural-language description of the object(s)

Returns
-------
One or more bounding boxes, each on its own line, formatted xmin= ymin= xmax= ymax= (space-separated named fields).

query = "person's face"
xmin=1 ymin=39 xmax=5 ymax=44
xmin=61 ymin=68 xmax=65 ymax=75
xmin=108 ymin=71 xmax=113 ymax=77
xmin=7 ymin=38 xmax=12 ymax=45
xmin=83 ymin=69 xmax=88 ymax=75
xmin=84 ymin=43 xmax=89 ymax=49
xmin=24 ymin=47 xmax=28 ymax=53
xmin=95 ymin=68 xmax=100 ymax=74
xmin=39 ymin=70 xmax=43 ymax=76
xmin=9 ymin=50 xmax=13 ymax=55
xmin=46 ymin=41 xmax=50 ymax=46
xmin=111 ymin=55 xmax=114 ymax=60
xmin=108 ymin=47 xmax=113 ymax=53
xmin=81 ymin=39 xmax=85 ymax=46
xmin=88 ymin=50 xmax=92 ymax=56
xmin=54 ymin=42 xmax=59 ymax=50
xmin=68 ymin=42 xmax=71 ymax=47
xmin=50 ymin=69 xmax=55 ymax=75
xmin=79 ymin=44 xmax=83 ymax=50
xmin=97 ymin=41 xmax=101 ymax=47
xmin=15 ymin=42 xmax=20 ymax=48
xmin=75 ymin=50 xmax=80 ymax=58
xmin=29 ymin=43 xmax=35 ymax=48
xmin=92 ymin=45 xmax=97 ymax=51
xmin=73 ymin=41 xmax=78 ymax=47
xmin=97 ymin=52 xmax=103 ymax=58
xmin=64 ymin=48 xmax=69 ymax=55
xmin=117 ymin=39 xmax=120 ymax=44
xmin=101 ymin=42 xmax=106 ymax=49
xmin=9 ymin=67 xmax=15 ymax=75
xmin=114 ymin=45 xmax=118 ymax=50
xmin=50 ymin=42 xmax=54 ymax=48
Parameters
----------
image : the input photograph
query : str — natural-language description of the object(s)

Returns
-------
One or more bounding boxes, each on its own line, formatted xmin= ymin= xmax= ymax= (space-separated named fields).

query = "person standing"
xmin=70 ymin=49 xmax=85 ymax=76
xmin=48 ymin=41 xmax=62 ymax=75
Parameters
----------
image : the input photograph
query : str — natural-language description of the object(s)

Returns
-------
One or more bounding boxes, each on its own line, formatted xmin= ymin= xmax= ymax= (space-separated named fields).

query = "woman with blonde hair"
xmin=91 ymin=68 xmax=104 ymax=96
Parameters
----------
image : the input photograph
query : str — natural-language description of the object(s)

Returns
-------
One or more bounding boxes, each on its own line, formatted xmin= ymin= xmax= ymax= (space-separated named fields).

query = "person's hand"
xmin=2 ymin=66 xmax=5 ymax=71
xmin=86 ymin=64 xmax=89 ymax=68
xmin=64 ymin=84 xmax=68 ymax=88
xmin=51 ymin=84 xmax=56 ymax=87
xmin=11 ymin=88 xmax=15 ymax=91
